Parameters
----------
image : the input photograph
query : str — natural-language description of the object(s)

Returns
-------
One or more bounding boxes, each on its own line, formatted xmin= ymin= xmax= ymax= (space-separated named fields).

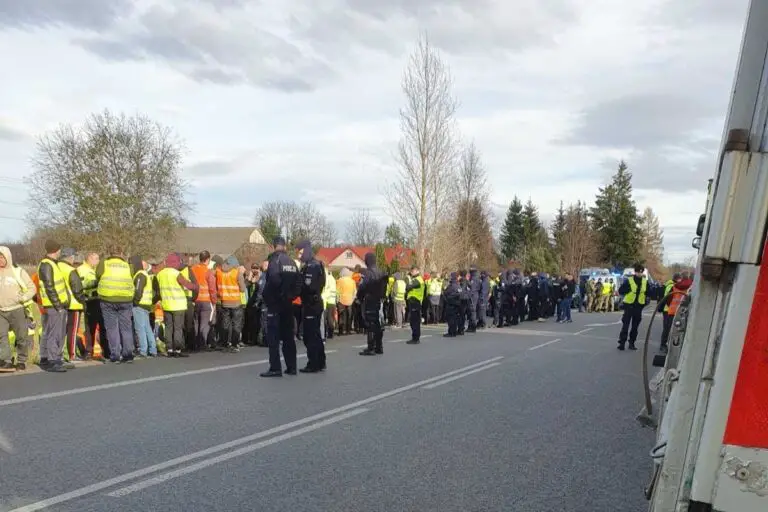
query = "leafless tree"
xmin=640 ymin=206 xmax=666 ymax=277
xmin=455 ymin=141 xmax=492 ymax=268
xmin=254 ymin=200 xmax=336 ymax=246
xmin=559 ymin=202 xmax=599 ymax=275
xmin=429 ymin=220 xmax=464 ymax=273
xmin=345 ymin=208 xmax=382 ymax=246
xmin=27 ymin=110 xmax=189 ymax=256
xmin=387 ymin=34 xmax=459 ymax=268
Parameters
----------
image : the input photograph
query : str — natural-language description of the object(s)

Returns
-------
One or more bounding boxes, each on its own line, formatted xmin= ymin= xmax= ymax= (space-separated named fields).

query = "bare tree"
xmin=429 ymin=220 xmax=464 ymax=273
xmin=640 ymin=206 xmax=666 ymax=277
xmin=254 ymin=200 xmax=336 ymax=246
xmin=28 ymin=110 xmax=189 ymax=256
xmin=345 ymin=208 xmax=382 ymax=246
xmin=560 ymin=202 xmax=599 ymax=275
xmin=387 ymin=35 xmax=459 ymax=268
xmin=455 ymin=141 xmax=491 ymax=268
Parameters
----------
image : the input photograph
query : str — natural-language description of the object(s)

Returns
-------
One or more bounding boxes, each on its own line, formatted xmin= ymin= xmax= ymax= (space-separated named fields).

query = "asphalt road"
xmin=0 ymin=308 xmax=661 ymax=512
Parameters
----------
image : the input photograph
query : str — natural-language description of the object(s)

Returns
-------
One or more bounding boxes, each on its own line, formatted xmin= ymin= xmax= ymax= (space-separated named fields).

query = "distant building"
xmin=316 ymin=245 xmax=415 ymax=271
xmin=173 ymin=227 xmax=270 ymax=265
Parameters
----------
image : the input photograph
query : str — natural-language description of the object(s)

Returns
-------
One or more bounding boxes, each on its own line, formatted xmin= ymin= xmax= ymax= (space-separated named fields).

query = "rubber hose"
xmin=642 ymin=291 xmax=688 ymax=417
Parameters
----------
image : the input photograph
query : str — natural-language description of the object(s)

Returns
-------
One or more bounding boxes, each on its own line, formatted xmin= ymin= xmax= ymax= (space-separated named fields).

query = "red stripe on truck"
xmin=723 ymin=240 xmax=768 ymax=448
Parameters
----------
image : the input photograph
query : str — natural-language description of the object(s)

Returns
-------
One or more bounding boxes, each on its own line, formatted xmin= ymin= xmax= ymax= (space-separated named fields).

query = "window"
xmin=345 ymin=251 xmax=353 ymax=259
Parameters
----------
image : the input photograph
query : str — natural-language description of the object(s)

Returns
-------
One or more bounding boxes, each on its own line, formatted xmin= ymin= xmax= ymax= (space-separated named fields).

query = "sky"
xmin=0 ymin=0 xmax=750 ymax=263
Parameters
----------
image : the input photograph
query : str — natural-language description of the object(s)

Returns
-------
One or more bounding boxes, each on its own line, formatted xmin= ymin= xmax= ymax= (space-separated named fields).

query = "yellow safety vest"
xmin=624 ymin=277 xmax=648 ymax=305
xmin=428 ymin=278 xmax=442 ymax=296
xmin=322 ymin=272 xmax=337 ymax=307
xmin=98 ymin=257 xmax=134 ymax=301
xmin=77 ymin=264 xmax=98 ymax=300
xmin=180 ymin=267 xmax=193 ymax=300
xmin=134 ymin=269 xmax=154 ymax=307
xmin=157 ymin=267 xmax=187 ymax=312
xmin=386 ymin=276 xmax=394 ymax=298
xmin=58 ymin=261 xmax=83 ymax=311
xmin=394 ymin=280 xmax=406 ymax=302
xmin=602 ymin=282 xmax=612 ymax=296
xmin=663 ymin=280 xmax=675 ymax=312
xmin=406 ymin=275 xmax=425 ymax=302
xmin=37 ymin=257 xmax=69 ymax=308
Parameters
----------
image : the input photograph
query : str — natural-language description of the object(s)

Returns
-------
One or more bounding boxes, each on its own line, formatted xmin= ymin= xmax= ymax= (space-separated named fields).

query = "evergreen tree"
xmin=374 ymin=243 xmax=387 ymax=269
xmin=552 ymin=200 xmax=567 ymax=257
xmin=383 ymin=222 xmax=405 ymax=247
xmin=590 ymin=160 xmax=641 ymax=267
xmin=521 ymin=198 xmax=544 ymax=247
xmin=499 ymin=197 xmax=524 ymax=262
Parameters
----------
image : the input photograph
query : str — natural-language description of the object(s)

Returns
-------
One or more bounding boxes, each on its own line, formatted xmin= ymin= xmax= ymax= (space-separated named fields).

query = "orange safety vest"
xmin=667 ymin=287 xmax=688 ymax=316
xmin=190 ymin=263 xmax=211 ymax=303
xmin=217 ymin=268 xmax=241 ymax=303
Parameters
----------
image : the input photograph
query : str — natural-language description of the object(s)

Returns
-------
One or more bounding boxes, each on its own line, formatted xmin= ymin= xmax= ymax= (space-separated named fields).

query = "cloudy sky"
xmin=0 ymin=0 xmax=749 ymax=262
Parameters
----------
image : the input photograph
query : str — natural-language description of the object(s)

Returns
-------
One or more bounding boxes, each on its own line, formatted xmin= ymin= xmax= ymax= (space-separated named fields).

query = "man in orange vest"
xmin=190 ymin=250 xmax=217 ymax=352
xmin=216 ymin=255 xmax=246 ymax=352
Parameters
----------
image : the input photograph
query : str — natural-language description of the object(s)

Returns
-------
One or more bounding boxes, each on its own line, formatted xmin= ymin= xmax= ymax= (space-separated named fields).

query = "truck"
xmin=644 ymin=1 xmax=768 ymax=510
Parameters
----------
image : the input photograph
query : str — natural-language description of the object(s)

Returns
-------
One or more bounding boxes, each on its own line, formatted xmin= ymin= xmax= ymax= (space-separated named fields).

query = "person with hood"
xmin=295 ymin=240 xmax=326 ymax=371
xmin=478 ymin=271 xmax=490 ymax=328
xmin=96 ymin=248 xmax=135 ymax=363
xmin=58 ymin=248 xmax=87 ymax=361
xmin=357 ymin=252 xmax=388 ymax=355
xmin=131 ymin=257 xmax=157 ymax=357
xmin=442 ymin=272 xmax=461 ymax=337
xmin=457 ymin=271 xmax=469 ymax=335
xmin=336 ymin=267 xmax=356 ymax=335
xmin=38 ymin=240 xmax=71 ymax=371
xmin=260 ymin=236 xmax=301 ymax=378
xmin=0 ymin=246 xmax=36 ymax=372
xmin=659 ymin=272 xmax=692 ymax=352
xmin=525 ymin=273 xmax=540 ymax=321
xmin=216 ymin=255 xmax=246 ymax=352
xmin=405 ymin=265 xmax=425 ymax=344
xmin=154 ymin=253 xmax=198 ymax=358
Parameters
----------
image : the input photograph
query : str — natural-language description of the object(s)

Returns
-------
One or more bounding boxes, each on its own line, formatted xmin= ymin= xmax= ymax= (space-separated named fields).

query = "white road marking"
xmin=584 ymin=321 xmax=621 ymax=327
xmin=8 ymin=355 xmax=504 ymax=511
xmin=422 ymin=363 xmax=502 ymax=389
xmin=498 ymin=329 xmax=564 ymax=337
xmin=528 ymin=339 xmax=563 ymax=351
xmin=574 ymin=328 xmax=594 ymax=335
xmin=0 ymin=351 xmax=336 ymax=408
xmin=106 ymin=408 xmax=370 ymax=497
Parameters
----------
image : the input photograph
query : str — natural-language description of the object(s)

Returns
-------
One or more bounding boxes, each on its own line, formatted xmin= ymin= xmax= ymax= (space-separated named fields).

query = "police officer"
xmin=358 ymin=252 xmax=387 ymax=356
xmin=405 ymin=265 xmax=424 ymax=344
xmin=443 ymin=272 xmax=461 ymax=337
xmin=294 ymin=240 xmax=326 ymax=373
xmin=260 ymin=236 xmax=301 ymax=377
xmin=617 ymin=263 xmax=649 ymax=351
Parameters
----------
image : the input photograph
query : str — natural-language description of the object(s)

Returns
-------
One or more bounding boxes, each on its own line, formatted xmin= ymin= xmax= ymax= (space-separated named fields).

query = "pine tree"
xmin=499 ymin=197 xmax=524 ymax=262
xmin=552 ymin=200 xmax=566 ymax=259
xmin=590 ymin=160 xmax=641 ymax=267
xmin=383 ymin=222 xmax=405 ymax=247
xmin=521 ymin=198 xmax=544 ymax=247
xmin=374 ymin=243 xmax=387 ymax=269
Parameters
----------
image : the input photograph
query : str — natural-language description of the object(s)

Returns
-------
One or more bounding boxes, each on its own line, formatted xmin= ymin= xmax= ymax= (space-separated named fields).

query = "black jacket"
xmin=300 ymin=258 xmax=326 ymax=312
xmin=39 ymin=259 xmax=69 ymax=310
xmin=263 ymin=250 xmax=300 ymax=308
xmin=357 ymin=266 xmax=388 ymax=312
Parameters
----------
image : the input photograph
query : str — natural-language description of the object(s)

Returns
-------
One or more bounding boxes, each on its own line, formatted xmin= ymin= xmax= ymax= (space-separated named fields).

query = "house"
xmin=316 ymin=245 xmax=415 ymax=271
xmin=173 ymin=227 xmax=270 ymax=265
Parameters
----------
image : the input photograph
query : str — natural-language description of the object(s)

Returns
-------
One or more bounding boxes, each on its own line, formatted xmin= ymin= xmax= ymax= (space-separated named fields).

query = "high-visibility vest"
xmin=190 ymin=263 xmax=211 ymax=303
xmin=386 ymin=276 xmax=394 ymax=297
xmin=623 ymin=277 xmax=648 ymax=305
xmin=322 ymin=271 xmax=337 ymax=307
xmin=407 ymin=275 xmax=425 ymax=302
xmin=428 ymin=278 xmax=442 ymax=296
xmin=77 ymin=263 xmax=98 ymax=300
xmin=667 ymin=287 xmax=688 ymax=316
xmin=217 ymin=268 xmax=241 ymax=304
xmin=58 ymin=261 xmax=83 ymax=311
xmin=663 ymin=280 xmax=675 ymax=312
xmin=602 ymin=282 xmax=612 ymax=296
xmin=37 ymin=258 xmax=70 ymax=308
xmin=134 ymin=269 xmax=154 ymax=307
xmin=394 ymin=280 xmax=406 ymax=302
xmin=156 ymin=267 xmax=187 ymax=312
xmin=97 ymin=257 xmax=134 ymax=301
xmin=180 ymin=267 xmax=193 ymax=300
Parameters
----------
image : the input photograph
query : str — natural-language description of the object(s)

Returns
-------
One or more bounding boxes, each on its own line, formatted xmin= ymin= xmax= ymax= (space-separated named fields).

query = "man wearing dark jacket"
xmin=296 ymin=240 xmax=326 ymax=371
xmin=467 ymin=268 xmax=480 ymax=332
xmin=38 ymin=240 xmax=71 ymax=372
xmin=617 ymin=264 xmax=649 ymax=351
xmin=358 ymin=252 xmax=387 ymax=356
xmin=478 ymin=271 xmax=490 ymax=329
xmin=260 ymin=236 xmax=301 ymax=377
xmin=443 ymin=273 xmax=461 ymax=337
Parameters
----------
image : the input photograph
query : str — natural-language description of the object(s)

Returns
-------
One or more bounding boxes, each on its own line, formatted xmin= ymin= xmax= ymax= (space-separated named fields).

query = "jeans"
xmin=558 ymin=298 xmax=572 ymax=321
xmin=132 ymin=307 xmax=156 ymax=355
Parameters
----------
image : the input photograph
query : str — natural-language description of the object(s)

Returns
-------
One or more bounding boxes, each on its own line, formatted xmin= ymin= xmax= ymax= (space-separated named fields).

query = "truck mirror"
xmin=692 ymin=237 xmax=701 ymax=249
xmin=696 ymin=214 xmax=706 ymax=236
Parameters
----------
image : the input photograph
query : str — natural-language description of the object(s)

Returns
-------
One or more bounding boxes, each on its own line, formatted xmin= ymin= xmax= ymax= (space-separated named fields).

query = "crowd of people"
xmin=0 ymin=236 xmax=678 ymax=376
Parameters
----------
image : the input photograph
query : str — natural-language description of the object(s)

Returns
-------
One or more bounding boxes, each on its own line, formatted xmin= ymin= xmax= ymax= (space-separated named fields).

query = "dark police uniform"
xmin=260 ymin=249 xmax=300 ymax=377
xmin=300 ymin=257 xmax=326 ymax=372
xmin=358 ymin=255 xmax=387 ymax=355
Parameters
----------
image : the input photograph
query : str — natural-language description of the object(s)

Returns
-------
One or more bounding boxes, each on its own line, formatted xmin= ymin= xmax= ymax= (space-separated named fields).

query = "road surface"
xmin=0 ymin=309 xmax=659 ymax=512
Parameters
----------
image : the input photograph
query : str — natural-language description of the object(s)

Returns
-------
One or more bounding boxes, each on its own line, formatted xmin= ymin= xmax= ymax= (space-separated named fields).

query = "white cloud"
xmin=0 ymin=0 xmax=749 ymax=264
